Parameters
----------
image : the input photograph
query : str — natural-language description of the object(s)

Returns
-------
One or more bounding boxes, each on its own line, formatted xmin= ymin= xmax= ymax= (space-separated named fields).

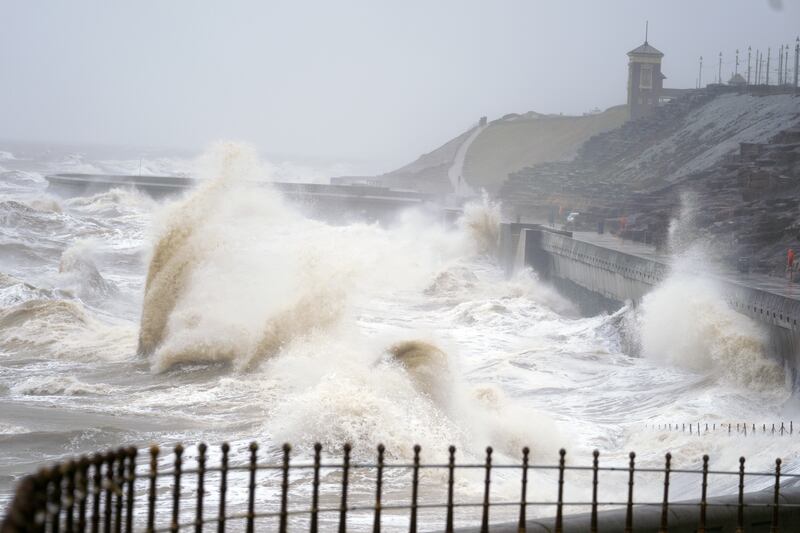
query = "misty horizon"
xmin=1 ymin=0 xmax=798 ymax=172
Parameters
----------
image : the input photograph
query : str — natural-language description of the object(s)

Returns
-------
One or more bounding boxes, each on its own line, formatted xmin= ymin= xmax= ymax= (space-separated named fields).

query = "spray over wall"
xmin=136 ymin=143 xmax=561 ymax=458
xmin=638 ymin=195 xmax=786 ymax=392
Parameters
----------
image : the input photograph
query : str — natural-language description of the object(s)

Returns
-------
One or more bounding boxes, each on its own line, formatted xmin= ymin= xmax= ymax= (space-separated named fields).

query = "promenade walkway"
xmin=571 ymin=229 xmax=800 ymax=302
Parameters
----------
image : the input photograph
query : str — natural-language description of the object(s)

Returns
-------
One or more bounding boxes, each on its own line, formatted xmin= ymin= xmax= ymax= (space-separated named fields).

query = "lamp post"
xmin=766 ymin=48 xmax=771 ymax=85
xmin=756 ymin=50 xmax=761 ymax=84
xmin=784 ymin=44 xmax=790 ymax=86
xmin=735 ymin=49 xmax=740 ymax=77
xmin=747 ymin=46 xmax=752 ymax=85
xmin=698 ymin=56 xmax=703 ymax=88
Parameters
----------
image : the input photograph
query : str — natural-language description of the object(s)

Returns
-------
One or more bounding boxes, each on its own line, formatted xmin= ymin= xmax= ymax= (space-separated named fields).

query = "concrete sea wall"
xmin=501 ymin=224 xmax=800 ymax=384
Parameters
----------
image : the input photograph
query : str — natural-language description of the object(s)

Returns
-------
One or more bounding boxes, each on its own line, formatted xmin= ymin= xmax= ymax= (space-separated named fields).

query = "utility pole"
xmin=766 ymin=47 xmax=771 ymax=85
xmin=747 ymin=46 xmax=752 ymax=85
xmin=718 ymin=52 xmax=723 ymax=84
xmin=778 ymin=44 xmax=783 ymax=85
xmin=698 ymin=56 xmax=703 ymax=88
xmin=795 ymin=37 xmax=799 ymax=90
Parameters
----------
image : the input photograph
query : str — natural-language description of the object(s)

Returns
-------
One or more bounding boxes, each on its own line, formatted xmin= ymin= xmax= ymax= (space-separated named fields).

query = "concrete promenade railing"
xmin=2 ymin=442 xmax=798 ymax=533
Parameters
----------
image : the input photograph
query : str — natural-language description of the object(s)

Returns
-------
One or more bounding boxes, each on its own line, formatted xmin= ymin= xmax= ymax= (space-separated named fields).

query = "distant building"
xmin=728 ymin=73 xmax=747 ymax=86
xmin=627 ymin=39 xmax=665 ymax=120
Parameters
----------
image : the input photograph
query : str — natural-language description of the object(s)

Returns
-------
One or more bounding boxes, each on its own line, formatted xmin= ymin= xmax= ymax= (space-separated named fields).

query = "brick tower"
xmin=627 ymin=26 xmax=665 ymax=120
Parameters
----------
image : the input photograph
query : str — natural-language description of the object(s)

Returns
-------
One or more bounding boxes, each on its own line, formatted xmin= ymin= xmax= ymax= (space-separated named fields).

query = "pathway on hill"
xmin=447 ymin=123 xmax=486 ymax=196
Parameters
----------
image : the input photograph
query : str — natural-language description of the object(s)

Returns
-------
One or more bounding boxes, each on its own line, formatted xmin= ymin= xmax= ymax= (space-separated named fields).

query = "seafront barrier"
xmin=3 ymin=441 xmax=798 ymax=533
xmin=499 ymin=223 xmax=800 ymax=385
xmin=45 ymin=173 xmax=460 ymax=224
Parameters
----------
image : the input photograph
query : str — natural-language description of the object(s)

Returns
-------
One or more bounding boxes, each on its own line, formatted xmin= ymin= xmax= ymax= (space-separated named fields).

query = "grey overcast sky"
xmin=1 ymin=0 xmax=798 ymax=170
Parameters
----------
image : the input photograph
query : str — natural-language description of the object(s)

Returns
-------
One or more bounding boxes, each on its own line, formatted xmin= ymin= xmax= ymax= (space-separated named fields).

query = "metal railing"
xmin=647 ymin=421 xmax=797 ymax=436
xmin=1 ymin=442 xmax=797 ymax=532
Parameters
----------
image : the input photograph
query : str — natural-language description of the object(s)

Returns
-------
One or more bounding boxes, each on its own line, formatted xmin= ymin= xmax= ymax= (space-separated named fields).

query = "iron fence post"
xmin=77 ymin=458 xmax=90 ymax=533
xmin=659 ymin=453 xmax=671 ymax=533
xmin=518 ymin=447 xmax=530 ymax=533
xmin=91 ymin=455 xmax=104 ymax=533
xmin=373 ymin=444 xmax=385 ymax=533
xmin=590 ymin=450 xmax=599 ymax=533
xmin=146 ymin=446 xmax=158 ymax=533
xmin=63 ymin=461 xmax=76 ymax=533
xmin=409 ymin=445 xmax=421 ymax=533
xmin=170 ymin=445 xmax=184 ymax=533
xmin=445 ymin=446 xmax=455 ymax=533
xmin=736 ymin=457 xmax=745 ymax=533
xmin=770 ymin=458 xmax=781 ymax=533
xmin=195 ymin=443 xmax=206 ymax=533
xmin=115 ymin=450 xmax=125 ymax=533
xmin=246 ymin=442 xmax=257 ymax=533
xmin=124 ymin=448 xmax=136 ymax=533
xmin=217 ymin=443 xmax=229 ymax=533
xmin=555 ymin=449 xmax=565 ymax=533
xmin=480 ymin=447 xmax=493 ymax=533
xmin=279 ymin=444 xmax=291 ymax=533
xmin=310 ymin=443 xmax=321 ymax=533
xmin=699 ymin=454 xmax=709 ymax=532
xmin=338 ymin=443 xmax=352 ymax=533
xmin=103 ymin=453 xmax=116 ymax=533
xmin=624 ymin=452 xmax=636 ymax=533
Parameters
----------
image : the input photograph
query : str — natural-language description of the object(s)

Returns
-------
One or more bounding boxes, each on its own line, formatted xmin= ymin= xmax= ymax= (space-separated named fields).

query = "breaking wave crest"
xmin=638 ymin=200 xmax=787 ymax=393
xmin=138 ymin=143 xmax=259 ymax=356
xmin=140 ymin=142 xmax=346 ymax=370
xmin=639 ymin=274 xmax=785 ymax=392
xmin=59 ymin=242 xmax=118 ymax=301
xmin=65 ymin=187 xmax=155 ymax=217
xmin=264 ymin=334 xmax=561 ymax=459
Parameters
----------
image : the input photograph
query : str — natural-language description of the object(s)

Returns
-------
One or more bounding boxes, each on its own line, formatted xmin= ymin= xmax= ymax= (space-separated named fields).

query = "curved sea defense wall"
xmin=500 ymin=224 xmax=800 ymax=386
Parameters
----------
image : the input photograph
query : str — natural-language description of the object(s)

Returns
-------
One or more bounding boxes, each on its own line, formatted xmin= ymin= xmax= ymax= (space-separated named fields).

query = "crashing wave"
xmin=640 ymin=274 xmax=785 ymax=392
xmin=459 ymin=192 xmax=501 ymax=256
xmin=139 ymin=142 xmax=344 ymax=371
xmin=387 ymin=340 xmax=454 ymax=408
xmin=424 ymin=266 xmax=479 ymax=296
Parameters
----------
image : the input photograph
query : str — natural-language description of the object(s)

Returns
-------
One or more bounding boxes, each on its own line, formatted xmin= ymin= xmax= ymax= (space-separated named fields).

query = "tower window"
xmin=640 ymin=65 xmax=653 ymax=89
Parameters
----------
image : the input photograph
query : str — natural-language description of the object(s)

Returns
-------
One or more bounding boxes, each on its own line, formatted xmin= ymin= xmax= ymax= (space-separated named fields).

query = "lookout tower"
xmin=627 ymin=24 xmax=665 ymax=120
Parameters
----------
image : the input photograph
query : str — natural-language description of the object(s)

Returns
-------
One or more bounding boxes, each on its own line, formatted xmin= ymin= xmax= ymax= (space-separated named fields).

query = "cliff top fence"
xmin=2 ymin=442 xmax=798 ymax=533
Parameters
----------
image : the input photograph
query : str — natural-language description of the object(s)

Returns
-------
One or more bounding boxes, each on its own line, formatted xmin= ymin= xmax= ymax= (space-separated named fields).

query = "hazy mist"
xmin=1 ymin=0 xmax=797 ymax=170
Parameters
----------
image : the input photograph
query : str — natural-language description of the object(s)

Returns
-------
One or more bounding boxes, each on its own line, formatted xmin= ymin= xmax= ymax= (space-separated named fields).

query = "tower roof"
xmin=728 ymin=73 xmax=747 ymax=85
xmin=627 ymin=42 xmax=664 ymax=58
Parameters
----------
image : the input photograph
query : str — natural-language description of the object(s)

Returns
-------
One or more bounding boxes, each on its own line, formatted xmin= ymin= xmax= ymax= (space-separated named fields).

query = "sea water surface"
xmin=1 ymin=142 xmax=798 ymax=529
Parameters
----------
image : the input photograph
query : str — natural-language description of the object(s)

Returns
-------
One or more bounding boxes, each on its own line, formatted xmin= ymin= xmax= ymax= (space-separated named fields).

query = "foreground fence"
xmin=2 ymin=442 xmax=799 ymax=532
